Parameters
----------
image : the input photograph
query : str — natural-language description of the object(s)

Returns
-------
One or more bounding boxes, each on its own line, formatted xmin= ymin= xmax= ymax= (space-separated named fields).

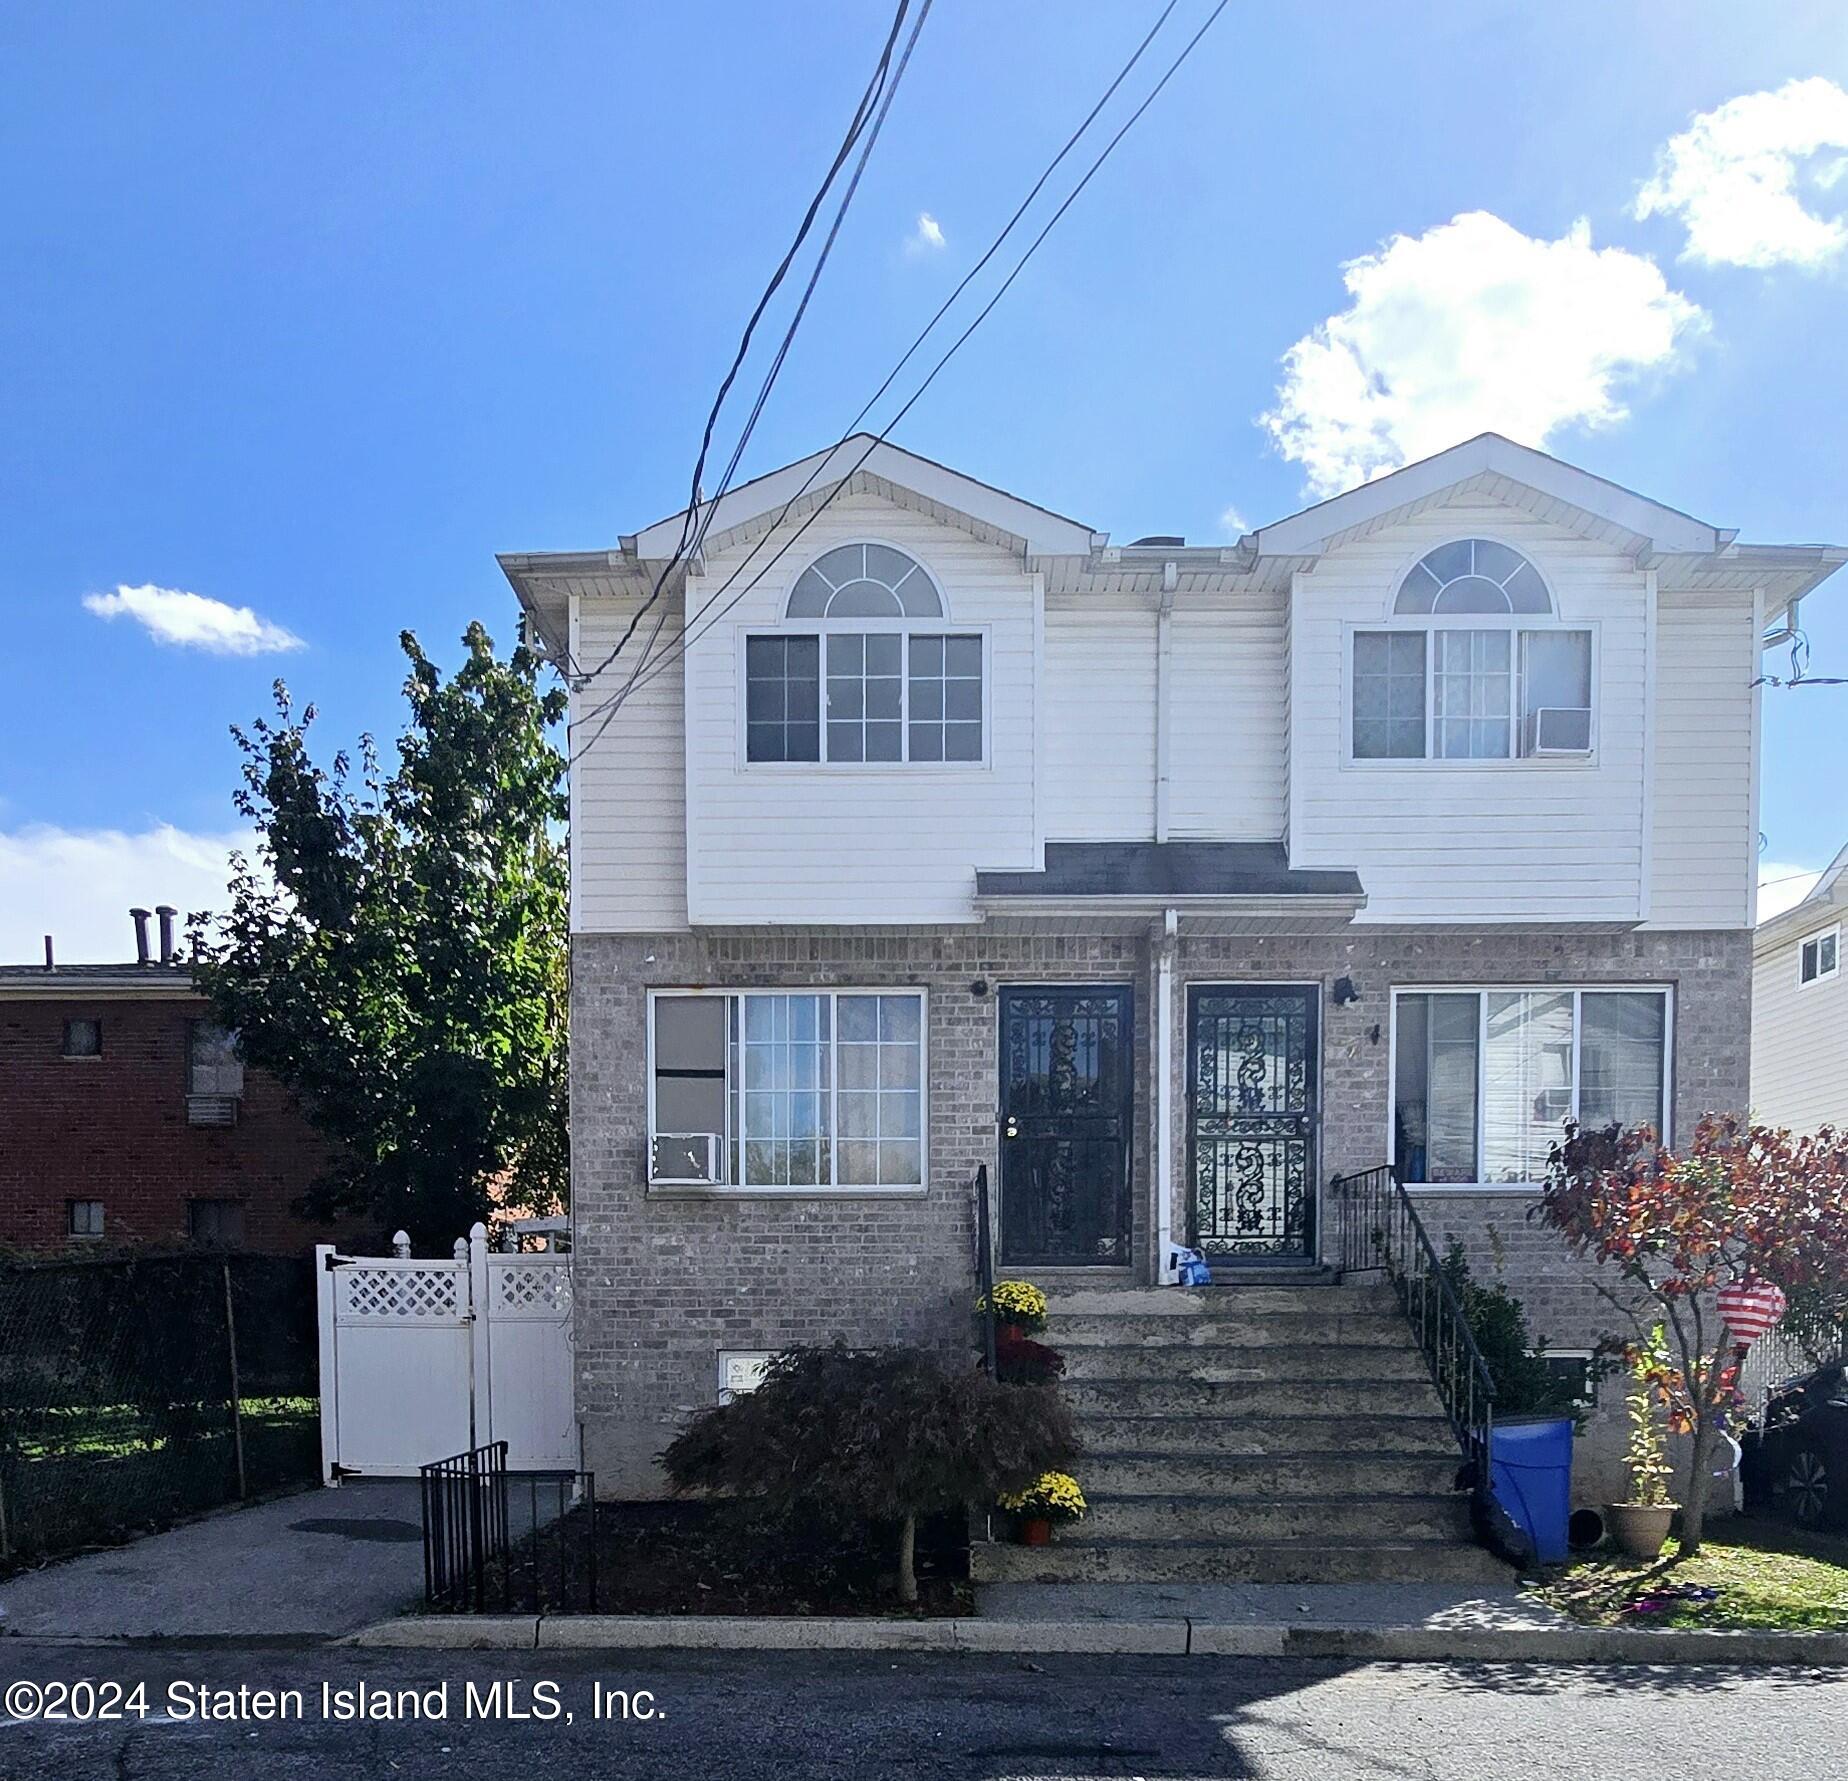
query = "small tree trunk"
xmin=897 ymin=1513 xmax=918 ymax=1607
xmin=1678 ymin=1419 xmax=1718 ymax=1556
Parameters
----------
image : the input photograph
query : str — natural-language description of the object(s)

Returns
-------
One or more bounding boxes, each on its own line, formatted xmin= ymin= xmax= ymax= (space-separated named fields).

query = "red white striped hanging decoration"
xmin=1718 ymin=1280 xmax=1787 ymax=1347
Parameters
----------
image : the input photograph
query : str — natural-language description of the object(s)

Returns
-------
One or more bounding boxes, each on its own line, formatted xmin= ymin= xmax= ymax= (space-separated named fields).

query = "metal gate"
xmin=316 ymin=1223 xmax=576 ymax=1480
xmin=1187 ymin=984 xmax=1319 ymax=1259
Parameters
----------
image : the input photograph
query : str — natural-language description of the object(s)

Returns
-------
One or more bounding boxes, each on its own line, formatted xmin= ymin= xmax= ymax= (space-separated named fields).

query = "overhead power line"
xmin=603 ymin=0 xmax=934 ymax=704
xmin=571 ymin=0 xmax=1231 ymax=765
xmin=575 ymin=0 xmax=922 ymax=685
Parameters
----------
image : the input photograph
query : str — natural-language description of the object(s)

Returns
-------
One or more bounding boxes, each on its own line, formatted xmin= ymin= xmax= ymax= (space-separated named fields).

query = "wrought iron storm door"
xmin=1187 ymin=985 xmax=1319 ymax=1258
xmin=998 ymin=986 xmax=1133 ymax=1266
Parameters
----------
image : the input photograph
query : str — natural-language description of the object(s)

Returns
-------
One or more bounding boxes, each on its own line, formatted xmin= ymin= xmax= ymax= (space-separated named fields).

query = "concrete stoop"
xmin=988 ymin=1279 xmax=1506 ymax=1588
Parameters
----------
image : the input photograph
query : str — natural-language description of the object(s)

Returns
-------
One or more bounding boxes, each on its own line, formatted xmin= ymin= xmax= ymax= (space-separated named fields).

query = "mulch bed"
xmin=491 ymin=1499 xmax=974 ymax=1618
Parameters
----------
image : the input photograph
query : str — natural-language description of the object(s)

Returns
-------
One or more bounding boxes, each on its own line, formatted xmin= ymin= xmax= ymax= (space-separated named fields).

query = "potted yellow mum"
xmin=979 ymin=1279 xmax=1049 ymax=1335
xmin=1000 ymin=1470 xmax=1087 ymax=1546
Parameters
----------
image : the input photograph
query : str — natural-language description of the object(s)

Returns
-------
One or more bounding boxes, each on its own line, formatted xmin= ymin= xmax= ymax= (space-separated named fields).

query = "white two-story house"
xmin=504 ymin=433 xmax=1844 ymax=1540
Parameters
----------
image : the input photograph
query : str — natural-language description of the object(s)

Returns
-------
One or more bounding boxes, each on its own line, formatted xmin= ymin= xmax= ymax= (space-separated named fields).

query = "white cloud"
xmin=83 ymin=583 xmax=305 ymax=656
xmin=1218 ymin=505 xmax=1249 ymax=537
xmin=0 ymin=823 xmax=250 ymax=963
xmin=1260 ymin=211 xmax=1704 ymax=498
xmin=904 ymin=211 xmax=946 ymax=256
xmin=1635 ymin=77 xmax=1848 ymax=269
xmin=1758 ymin=859 xmax=1823 ymax=921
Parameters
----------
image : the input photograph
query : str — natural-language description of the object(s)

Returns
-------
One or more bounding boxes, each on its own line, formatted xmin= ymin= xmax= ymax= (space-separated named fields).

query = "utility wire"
xmin=572 ymin=0 xmax=1230 ymax=764
xmin=609 ymin=0 xmax=934 ymax=706
xmin=599 ymin=0 xmax=1178 ymax=716
xmin=574 ymin=0 xmax=916 ymax=685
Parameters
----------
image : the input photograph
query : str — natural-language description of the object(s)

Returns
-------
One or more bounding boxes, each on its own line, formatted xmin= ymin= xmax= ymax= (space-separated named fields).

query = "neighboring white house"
xmin=503 ymin=431 xmax=1845 ymax=1529
xmin=1752 ymin=841 xmax=1848 ymax=1134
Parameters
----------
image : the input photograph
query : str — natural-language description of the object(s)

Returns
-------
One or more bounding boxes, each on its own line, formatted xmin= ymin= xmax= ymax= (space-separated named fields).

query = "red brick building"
xmin=0 ymin=960 xmax=338 ymax=1254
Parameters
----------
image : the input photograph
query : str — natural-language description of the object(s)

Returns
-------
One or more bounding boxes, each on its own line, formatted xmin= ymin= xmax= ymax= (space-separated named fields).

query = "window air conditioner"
xmin=650 ymin=1133 xmax=719 ymax=1184
xmin=1527 ymin=707 xmax=1593 ymax=754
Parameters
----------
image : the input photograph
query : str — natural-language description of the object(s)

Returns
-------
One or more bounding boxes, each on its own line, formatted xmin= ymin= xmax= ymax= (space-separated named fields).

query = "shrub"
xmin=1439 ymin=1239 xmax=1583 ymax=1422
xmin=662 ymin=1344 xmax=1077 ymax=1605
xmin=994 ymin=1326 xmax=1065 ymax=1386
xmin=978 ymin=1280 xmax=1048 ymax=1334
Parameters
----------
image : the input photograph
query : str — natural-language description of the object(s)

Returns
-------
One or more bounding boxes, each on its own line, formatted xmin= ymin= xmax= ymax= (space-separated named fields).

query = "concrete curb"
xmin=346 ymin=1615 xmax=1848 ymax=1665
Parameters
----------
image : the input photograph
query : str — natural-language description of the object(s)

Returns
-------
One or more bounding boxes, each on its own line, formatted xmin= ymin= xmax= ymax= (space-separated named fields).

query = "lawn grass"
xmin=1528 ymin=1516 xmax=1848 ymax=1631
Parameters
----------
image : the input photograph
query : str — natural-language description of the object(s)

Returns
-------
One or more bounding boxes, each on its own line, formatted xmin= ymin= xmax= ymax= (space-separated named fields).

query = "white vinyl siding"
xmin=1648 ymin=588 xmax=1758 ymax=928
xmin=1043 ymin=609 xmax=1156 ymax=839
xmin=683 ymin=495 xmax=1037 ymax=924
xmin=1168 ymin=591 xmax=1288 ymax=839
xmin=1752 ymin=920 xmax=1848 ymax=1134
xmin=572 ymin=590 xmax=690 ymax=933
xmin=1289 ymin=504 xmax=1649 ymax=923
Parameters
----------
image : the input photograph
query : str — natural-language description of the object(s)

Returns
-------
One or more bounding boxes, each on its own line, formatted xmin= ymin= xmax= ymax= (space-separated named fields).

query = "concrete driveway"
xmin=0 ymin=1479 xmax=427 ymax=1640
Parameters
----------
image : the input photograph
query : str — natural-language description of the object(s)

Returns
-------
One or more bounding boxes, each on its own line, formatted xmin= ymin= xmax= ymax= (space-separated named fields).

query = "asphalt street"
xmin=1 ymin=1644 xmax=1843 ymax=1780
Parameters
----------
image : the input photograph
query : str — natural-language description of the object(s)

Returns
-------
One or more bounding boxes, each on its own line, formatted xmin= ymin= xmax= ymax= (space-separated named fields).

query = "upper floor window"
xmin=1353 ymin=540 xmax=1592 ymax=762
xmin=746 ymin=545 xmax=983 ymax=765
xmin=1800 ymin=927 xmax=1839 ymax=988
xmin=785 ymin=543 xmax=943 ymax=618
xmin=62 ymin=1018 xmax=102 ymax=1059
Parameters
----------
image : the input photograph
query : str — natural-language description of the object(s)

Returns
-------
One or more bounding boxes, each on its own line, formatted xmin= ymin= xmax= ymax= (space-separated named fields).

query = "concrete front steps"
xmin=973 ymin=1280 xmax=1507 ymax=1588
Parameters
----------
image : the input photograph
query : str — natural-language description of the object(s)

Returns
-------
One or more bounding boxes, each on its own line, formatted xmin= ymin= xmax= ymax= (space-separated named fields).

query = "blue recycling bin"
xmin=1489 ymin=1417 xmax=1574 ymax=1565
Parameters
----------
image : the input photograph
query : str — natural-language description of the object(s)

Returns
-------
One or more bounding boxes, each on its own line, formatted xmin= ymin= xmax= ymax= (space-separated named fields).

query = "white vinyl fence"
xmin=316 ymin=1222 xmax=576 ymax=1480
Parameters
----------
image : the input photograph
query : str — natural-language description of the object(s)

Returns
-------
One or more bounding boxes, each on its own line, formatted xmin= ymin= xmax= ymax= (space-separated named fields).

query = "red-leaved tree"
xmin=1542 ymin=1113 xmax=1848 ymax=1554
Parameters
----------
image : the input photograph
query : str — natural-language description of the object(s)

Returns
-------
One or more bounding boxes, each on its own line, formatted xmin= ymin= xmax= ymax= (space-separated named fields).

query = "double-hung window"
xmin=744 ymin=544 xmax=984 ymax=765
xmin=649 ymin=989 xmax=926 ymax=1192
xmin=1392 ymin=987 xmax=1670 ymax=1186
xmin=1352 ymin=539 xmax=1593 ymax=762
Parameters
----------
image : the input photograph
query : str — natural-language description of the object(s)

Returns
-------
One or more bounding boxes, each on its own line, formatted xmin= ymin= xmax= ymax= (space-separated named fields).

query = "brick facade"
xmin=0 ymin=988 xmax=336 ymax=1255
xmin=572 ymin=924 xmax=1750 ymax=1501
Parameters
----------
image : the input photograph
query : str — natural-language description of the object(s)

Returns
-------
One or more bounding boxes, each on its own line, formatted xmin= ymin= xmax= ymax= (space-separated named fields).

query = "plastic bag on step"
xmin=1167 ymin=1244 xmax=1212 ymax=1287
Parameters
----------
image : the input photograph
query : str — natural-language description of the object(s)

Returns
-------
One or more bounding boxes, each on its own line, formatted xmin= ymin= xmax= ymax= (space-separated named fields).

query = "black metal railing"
xmin=1333 ymin=1164 xmax=1495 ymax=1493
xmin=421 ymin=1441 xmax=598 ymax=1613
xmin=974 ymin=1163 xmax=998 ymax=1377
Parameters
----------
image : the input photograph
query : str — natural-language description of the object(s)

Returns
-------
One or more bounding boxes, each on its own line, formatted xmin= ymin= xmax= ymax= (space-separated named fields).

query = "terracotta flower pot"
xmin=1019 ymin=1517 xmax=1053 ymax=1547
xmin=1606 ymin=1502 xmax=1678 ymax=1560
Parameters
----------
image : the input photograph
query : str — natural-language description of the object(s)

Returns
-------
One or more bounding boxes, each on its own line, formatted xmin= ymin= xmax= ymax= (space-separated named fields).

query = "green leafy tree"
xmin=663 ymin=1345 xmax=1078 ymax=1606
xmin=191 ymin=624 xmax=568 ymax=1249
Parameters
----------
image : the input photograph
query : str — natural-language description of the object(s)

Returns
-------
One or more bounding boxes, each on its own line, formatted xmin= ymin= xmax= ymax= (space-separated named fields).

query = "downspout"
xmin=1155 ymin=561 xmax=1176 ymax=843
xmin=1156 ymin=906 xmax=1178 ymax=1283
xmin=1154 ymin=562 xmax=1179 ymax=1284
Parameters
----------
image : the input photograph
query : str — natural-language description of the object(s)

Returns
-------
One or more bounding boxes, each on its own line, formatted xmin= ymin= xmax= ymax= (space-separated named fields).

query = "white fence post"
xmin=392 ymin=1230 xmax=411 ymax=1258
xmin=467 ymin=1223 xmax=490 ymax=1454
xmin=314 ymin=1246 xmax=339 ymax=1486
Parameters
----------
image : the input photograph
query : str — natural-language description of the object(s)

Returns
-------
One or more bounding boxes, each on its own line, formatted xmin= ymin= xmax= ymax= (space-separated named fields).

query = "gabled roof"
xmin=626 ymin=435 xmax=1104 ymax=563
xmin=501 ymin=430 xmax=1845 ymax=647
xmin=1756 ymin=840 xmax=1848 ymax=950
xmin=1251 ymin=432 xmax=1731 ymax=560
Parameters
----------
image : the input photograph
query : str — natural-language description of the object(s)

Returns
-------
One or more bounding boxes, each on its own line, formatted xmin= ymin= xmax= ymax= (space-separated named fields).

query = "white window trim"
xmin=1387 ymin=983 xmax=1674 ymax=1195
xmin=1533 ymin=1346 xmax=1600 ymax=1408
xmin=784 ymin=536 xmax=948 ymax=622
xmin=735 ymin=622 xmax=993 ymax=773
xmin=644 ymin=985 xmax=929 ymax=1198
xmin=1798 ymin=925 xmax=1841 ymax=990
xmin=1341 ymin=618 xmax=1601 ymax=769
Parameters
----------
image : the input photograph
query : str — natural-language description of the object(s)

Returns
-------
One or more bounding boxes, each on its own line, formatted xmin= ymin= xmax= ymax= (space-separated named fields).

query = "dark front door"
xmin=1188 ymin=985 xmax=1319 ymax=1260
xmin=998 ymin=986 xmax=1133 ymax=1267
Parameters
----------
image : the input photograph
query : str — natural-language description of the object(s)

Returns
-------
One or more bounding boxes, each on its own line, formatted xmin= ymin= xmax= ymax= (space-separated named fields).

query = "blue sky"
xmin=4 ymin=1 xmax=1847 ymax=956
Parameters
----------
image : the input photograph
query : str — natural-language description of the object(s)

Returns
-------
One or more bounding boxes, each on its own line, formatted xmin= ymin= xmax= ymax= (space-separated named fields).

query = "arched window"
xmin=746 ymin=544 xmax=981 ymax=766
xmin=1353 ymin=540 xmax=1591 ymax=763
xmin=786 ymin=543 xmax=943 ymax=619
xmin=1394 ymin=538 xmax=1552 ymax=615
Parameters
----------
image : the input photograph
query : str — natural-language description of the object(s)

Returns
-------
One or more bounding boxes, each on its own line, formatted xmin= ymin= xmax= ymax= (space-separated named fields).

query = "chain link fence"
xmin=0 ymin=1252 xmax=319 ymax=1569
